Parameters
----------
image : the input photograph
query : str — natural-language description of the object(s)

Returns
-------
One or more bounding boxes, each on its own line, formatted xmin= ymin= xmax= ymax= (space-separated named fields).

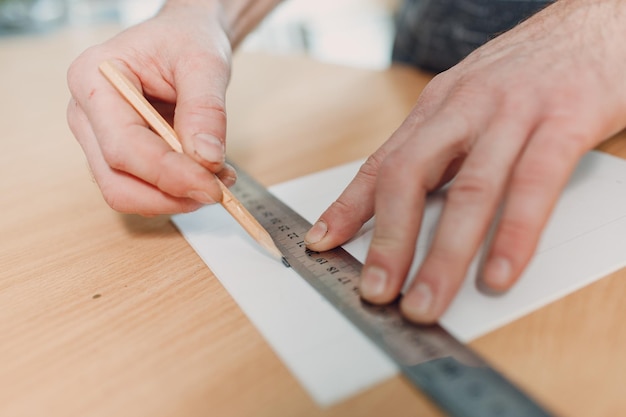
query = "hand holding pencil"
xmin=98 ymin=60 xmax=282 ymax=260
xmin=65 ymin=8 xmax=282 ymax=259
xmin=66 ymin=7 xmax=238 ymax=216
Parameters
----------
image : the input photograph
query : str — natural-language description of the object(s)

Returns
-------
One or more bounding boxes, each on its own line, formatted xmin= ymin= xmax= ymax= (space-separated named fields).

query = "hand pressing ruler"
xmin=230 ymin=164 xmax=555 ymax=417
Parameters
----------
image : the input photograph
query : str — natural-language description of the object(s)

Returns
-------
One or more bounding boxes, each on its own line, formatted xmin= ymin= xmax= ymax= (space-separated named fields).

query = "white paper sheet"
xmin=172 ymin=150 xmax=626 ymax=406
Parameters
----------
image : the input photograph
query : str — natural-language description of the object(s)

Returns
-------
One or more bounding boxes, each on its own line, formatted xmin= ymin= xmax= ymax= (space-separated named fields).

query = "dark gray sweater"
xmin=392 ymin=0 xmax=554 ymax=72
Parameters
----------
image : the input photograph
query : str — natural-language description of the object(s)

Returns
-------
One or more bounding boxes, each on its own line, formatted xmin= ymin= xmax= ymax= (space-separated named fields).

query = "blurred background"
xmin=0 ymin=0 xmax=399 ymax=69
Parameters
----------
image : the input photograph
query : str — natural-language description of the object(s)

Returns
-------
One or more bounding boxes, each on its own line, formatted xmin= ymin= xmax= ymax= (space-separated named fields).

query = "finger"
xmin=400 ymin=116 xmax=533 ymax=323
xmin=303 ymin=153 xmax=384 ymax=250
xmin=173 ymin=51 xmax=231 ymax=173
xmin=216 ymin=162 xmax=237 ymax=188
xmin=304 ymin=83 xmax=449 ymax=251
xmin=98 ymin=122 xmax=223 ymax=202
xmin=481 ymin=119 xmax=592 ymax=292
xmin=360 ymin=109 xmax=477 ymax=306
xmin=67 ymin=99 xmax=204 ymax=214
xmin=70 ymin=59 xmax=224 ymax=205
xmin=304 ymin=126 xmax=425 ymax=251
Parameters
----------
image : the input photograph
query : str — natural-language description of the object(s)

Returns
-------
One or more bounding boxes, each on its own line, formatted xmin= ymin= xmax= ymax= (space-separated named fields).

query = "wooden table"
xmin=2 ymin=25 xmax=626 ymax=417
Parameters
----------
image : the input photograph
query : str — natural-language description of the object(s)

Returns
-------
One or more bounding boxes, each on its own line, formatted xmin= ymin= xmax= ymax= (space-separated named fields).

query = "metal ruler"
xmin=230 ymin=165 xmax=555 ymax=417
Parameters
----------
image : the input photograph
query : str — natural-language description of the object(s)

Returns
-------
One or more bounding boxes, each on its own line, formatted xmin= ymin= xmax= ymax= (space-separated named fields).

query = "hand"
xmin=305 ymin=0 xmax=626 ymax=323
xmin=67 ymin=3 xmax=236 ymax=216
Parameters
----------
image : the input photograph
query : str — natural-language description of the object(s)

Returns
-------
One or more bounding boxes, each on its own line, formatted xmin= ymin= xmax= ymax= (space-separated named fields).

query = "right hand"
xmin=67 ymin=3 xmax=236 ymax=216
xmin=304 ymin=0 xmax=626 ymax=323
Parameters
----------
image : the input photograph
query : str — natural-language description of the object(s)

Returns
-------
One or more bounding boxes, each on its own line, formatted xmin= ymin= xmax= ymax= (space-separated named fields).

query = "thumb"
xmin=173 ymin=56 xmax=230 ymax=173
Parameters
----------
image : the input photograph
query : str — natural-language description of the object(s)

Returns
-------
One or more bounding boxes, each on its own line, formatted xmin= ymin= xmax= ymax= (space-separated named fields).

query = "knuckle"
xmin=512 ymin=154 xmax=563 ymax=194
xmin=427 ymin=244 xmax=456 ymax=266
xmin=446 ymin=108 xmax=475 ymax=148
xmin=533 ymin=119 xmax=594 ymax=159
xmin=66 ymin=47 xmax=98 ymax=96
xmin=99 ymin=137 xmax=127 ymax=172
xmin=326 ymin=198 xmax=370 ymax=226
xmin=152 ymin=161 xmax=167 ymax=192
xmin=422 ymin=71 xmax=452 ymax=97
xmin=151 ymin=152 xmax=186 ymax=196
xmin=100 ymin=183 xmax=130 ymax=213
xmin=512 ymin=156 xmax=555 ymax=194
xmin=371 ymin=232 xmax=406 ymax=252
xmin=496 ymin=217 xmax=533 ymax=251
xmin=358 ymin=153 xmax=385 ymax=184
xmin=551 ymin=130 xmax=591 ymax=158
xmin=327 ymin=199 xmax=355 ymax=219
xmin=189 ymin=95 xmax=226 ymax=118
xmin=421 ymin=245 xmax=464 ymax=281
xmin=510 ymin=171 xmax=543 ymax=197
xmin=179 ymin=93 xmax=227 ymax=126
xmin=448 ymin=173 xmax=496 ymax=205
xmin=377 ymin=149 xmax=407 ymax=179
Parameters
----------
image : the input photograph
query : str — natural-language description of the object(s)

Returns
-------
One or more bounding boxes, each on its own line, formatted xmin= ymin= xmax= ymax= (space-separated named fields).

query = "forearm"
xmin=161 ymin=0 xmax=283 ymax=49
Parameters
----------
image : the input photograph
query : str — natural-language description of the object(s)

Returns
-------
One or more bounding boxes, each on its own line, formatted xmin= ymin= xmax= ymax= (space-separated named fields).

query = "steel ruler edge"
xmin=230 ymin=164 xmax=556 ymax=417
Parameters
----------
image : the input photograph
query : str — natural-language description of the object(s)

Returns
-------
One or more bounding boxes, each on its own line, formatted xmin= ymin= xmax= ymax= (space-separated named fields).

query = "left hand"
xmin=304 ymin=0 xmax=626 ymax=323
xmin=67 ymin=3 xmax=236 ymax=216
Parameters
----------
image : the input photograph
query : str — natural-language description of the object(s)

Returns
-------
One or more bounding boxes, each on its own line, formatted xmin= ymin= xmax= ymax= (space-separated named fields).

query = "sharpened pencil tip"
xmin=263 ymin=238 xmax=283 ymax=262
xmin=281 ymin=257 xmax=291 ymax=268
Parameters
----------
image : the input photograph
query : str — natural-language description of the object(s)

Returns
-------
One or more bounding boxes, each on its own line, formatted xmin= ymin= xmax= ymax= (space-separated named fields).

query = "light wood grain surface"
xmin=2 ymin=25 xmax=626 ymax=417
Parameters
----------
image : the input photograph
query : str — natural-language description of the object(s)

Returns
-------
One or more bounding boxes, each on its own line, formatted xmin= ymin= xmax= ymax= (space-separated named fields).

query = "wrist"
xmin=160 ymin=0 xmax=282 ymax=49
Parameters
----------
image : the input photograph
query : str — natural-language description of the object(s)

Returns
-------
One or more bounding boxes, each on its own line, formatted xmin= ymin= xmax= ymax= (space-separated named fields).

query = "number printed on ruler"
xmin=230 ymin=165 xmax=556 ymax=417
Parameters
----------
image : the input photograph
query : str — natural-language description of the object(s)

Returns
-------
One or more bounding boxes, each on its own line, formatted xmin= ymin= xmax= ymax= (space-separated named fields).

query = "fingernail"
xmin=193 ymin=134 xmax=224 ymax=163
xmin=220 ymin=167 xmax=238 ymax=187
xmin=304 ymin=220 xmax=327 ymax=245
xmin=360 ymin=266 xmax=387 ymax=299
xmin=403 ymin=282 xmax=433 ymax=317
xmin=188 ymin=190 xmax=216 ymax=204
xmin=483 ymin=257 xmax=511 ymax=288
xmin=221 ymin=174 xmax=237 ymax=187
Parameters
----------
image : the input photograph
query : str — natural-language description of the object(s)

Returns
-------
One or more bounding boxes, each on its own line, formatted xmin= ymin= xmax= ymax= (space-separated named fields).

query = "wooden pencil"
xmin=98 ymin=60 xmax=283 ymax=260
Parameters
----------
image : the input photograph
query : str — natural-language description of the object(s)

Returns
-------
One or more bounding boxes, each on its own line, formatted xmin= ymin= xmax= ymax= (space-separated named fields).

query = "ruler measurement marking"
xmin=229 ymin=167 xmax=555 ymax=417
